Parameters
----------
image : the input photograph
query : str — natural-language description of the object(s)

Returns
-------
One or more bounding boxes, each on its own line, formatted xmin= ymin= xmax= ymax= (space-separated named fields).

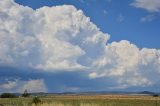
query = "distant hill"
xmin=138 ymin=91 xmax=155 ymax=95
xmin=10 ymin=91 xmax=160 ymax=97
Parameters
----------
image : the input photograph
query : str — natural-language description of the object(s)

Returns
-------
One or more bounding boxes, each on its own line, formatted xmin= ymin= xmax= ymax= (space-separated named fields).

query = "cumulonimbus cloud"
xmin=0 ymin=0 xmax=109 ymax=71
xmin=0 ymin=0 xmax=160 ymax=88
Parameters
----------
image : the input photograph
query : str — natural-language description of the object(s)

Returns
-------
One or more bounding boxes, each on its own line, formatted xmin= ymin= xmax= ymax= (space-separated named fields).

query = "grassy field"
xmin=0 ymin=95 xmax=160 ymax=106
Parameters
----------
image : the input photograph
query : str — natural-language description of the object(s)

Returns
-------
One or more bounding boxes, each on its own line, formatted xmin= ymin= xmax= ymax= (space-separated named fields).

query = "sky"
xmin=0 ymin=0 xmax=160 ymax=93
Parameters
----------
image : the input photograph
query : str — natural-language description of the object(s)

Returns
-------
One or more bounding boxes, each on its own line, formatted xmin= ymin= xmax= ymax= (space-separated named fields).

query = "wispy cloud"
xmin=106 ymin=0 xmax=112 ymax=3
xmin=103 ymin=10 xmax=108 ymax=15
xmin=131 ymin=0 xmax=160 ymax=12
xmin=140 ymin=14 xmax=156 ymax=22
xmin=117 ymin=13 xmax=125 ymax=22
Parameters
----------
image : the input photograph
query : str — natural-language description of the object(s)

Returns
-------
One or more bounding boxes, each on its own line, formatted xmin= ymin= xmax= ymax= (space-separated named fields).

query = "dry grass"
xmin=45 ymin=94 xmax=160 ymax=100
xmin=31 ymin=103 xmax=107 ymax=106
xmin=1 ymin=95 xmax=160 ymax=106
xmin=32 ymin=103 xmax=68 ymax=106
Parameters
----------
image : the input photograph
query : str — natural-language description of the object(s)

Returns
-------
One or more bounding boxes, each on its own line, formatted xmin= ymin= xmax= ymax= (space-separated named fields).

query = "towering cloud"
xmin=0 ymin=0 xmax=109 ymax=71
xmin=0 ymin=0 xmax=160 ymax=89
xmin=90 ymin=40 xmax=160 ymax=88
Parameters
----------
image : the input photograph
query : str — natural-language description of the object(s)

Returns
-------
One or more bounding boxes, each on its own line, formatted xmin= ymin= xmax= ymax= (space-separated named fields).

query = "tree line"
xmin=0 ymin=89 xmax=30 ymax=98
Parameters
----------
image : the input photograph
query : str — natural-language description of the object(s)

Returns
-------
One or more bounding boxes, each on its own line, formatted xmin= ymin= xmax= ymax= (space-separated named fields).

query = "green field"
xmin=0 ymin=95 xmax=160 ymax=106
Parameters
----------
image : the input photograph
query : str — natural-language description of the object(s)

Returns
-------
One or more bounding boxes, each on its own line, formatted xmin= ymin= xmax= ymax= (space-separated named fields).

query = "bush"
xmin=153 ymin=94 xmax=159 ymax=97
xmin=32 ymin=97 xmax=41 ymax=105
xmin=0 ymin=93 xmax=17 ymax=98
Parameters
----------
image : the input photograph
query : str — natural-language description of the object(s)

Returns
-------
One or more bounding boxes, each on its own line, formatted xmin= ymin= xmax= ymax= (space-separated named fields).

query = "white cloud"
xmin=0 ymin=80 xmax=18 ymax=90
xmin=18 ymin=79 xmax=47 ymax=93
xmin=0 ymin=0 xmax=109 ymax=71
xmin=90 ymin=40 xmax=160 ymax=87
xmin=0 ymin=0 xmax=160 ymax=89
xmin=131 ymin=0 xmax=160 ymax=12
xmin=0 ymin=79 xmax=47 ymax=93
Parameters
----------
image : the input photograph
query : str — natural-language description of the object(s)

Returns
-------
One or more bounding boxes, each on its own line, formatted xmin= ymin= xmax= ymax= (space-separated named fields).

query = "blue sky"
xmin=0 ymin=0 xmax=160 ymax=93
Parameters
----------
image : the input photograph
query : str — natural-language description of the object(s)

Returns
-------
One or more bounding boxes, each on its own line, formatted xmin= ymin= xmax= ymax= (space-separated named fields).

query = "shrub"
xmin=153 ymin=94 xmax=159 ymax=97
xmin=32 ymin=96 xmax=41 ymax=105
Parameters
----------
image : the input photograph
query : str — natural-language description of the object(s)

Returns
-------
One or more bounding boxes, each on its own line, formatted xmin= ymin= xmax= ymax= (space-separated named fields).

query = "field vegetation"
xmin=0 ymin=95 xmax=160 ymax=106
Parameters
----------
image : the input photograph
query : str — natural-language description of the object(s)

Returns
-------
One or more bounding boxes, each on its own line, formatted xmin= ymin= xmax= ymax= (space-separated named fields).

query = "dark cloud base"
xmin=0 ymin=66 xmax=115 ymax=92
xmin=0 ymin=66 xmax=158 ymax=93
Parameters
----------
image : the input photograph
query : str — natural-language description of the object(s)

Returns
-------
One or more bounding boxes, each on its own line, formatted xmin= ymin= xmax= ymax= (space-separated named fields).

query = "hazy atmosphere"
xmin=0 ymin=0 xmax=160 ymax=93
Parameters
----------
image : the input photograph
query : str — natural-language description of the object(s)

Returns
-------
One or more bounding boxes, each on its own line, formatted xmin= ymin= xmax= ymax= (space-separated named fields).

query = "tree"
xmin=0 ymin=93 xmax=17 ymax=98
xmin=22 ymin=89 xmax=30 ymax=97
